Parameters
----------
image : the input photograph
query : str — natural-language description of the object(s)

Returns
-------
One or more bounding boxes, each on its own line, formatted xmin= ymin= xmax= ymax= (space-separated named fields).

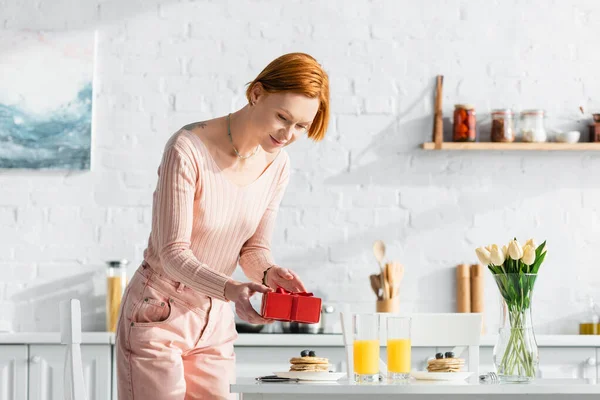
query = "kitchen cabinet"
xmin=537 ymin=347 xmax=597 ymax=380
xmin=0 ymin=345 xmax=27 ymax=400
xmin=28 ymin=344 xmax=111 ymax=400
xmin=0 ymin=333 xmax=599 ymax=400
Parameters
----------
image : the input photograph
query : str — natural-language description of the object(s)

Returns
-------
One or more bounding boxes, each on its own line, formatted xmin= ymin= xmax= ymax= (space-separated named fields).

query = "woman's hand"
xmin=265 ymin=266 xmax=307 ymax=293
xmin=224 ymin=280 xmax=273 ymax=324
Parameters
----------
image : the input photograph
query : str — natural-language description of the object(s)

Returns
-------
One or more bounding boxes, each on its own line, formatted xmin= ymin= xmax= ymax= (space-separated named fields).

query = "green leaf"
xmin=532 ymin=250 xmax=547 ymax=274
xmin=536 ymin=240 xmax=547 ymax=256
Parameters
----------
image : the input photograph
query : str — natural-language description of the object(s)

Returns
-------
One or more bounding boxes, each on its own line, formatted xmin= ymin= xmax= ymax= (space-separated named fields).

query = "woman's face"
xmin=250 ymin=87 xmax=320 ymax=153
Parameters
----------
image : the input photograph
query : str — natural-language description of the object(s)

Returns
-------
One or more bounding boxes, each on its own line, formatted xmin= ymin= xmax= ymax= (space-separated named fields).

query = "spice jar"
xmin=519 ymin=109 xmax=547 ymax=142
xmin=453 ymin=104 xmax=477 ymax=142
xmin=106 ymin=259 xmax=128 ymax=332
xmin=491 ymin=109 xmax=515 ymax=142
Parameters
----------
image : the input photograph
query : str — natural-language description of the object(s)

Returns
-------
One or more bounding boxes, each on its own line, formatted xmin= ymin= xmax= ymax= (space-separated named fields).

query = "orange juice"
xmin=387 ymin=338 xmax=411 ymax=373
xmin=353 ymin=339 xmax=380 ymax=375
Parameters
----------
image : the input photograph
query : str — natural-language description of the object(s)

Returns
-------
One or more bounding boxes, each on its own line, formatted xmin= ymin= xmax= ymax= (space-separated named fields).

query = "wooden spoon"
xmin=372 ymin=241 xmax=388 ymax=299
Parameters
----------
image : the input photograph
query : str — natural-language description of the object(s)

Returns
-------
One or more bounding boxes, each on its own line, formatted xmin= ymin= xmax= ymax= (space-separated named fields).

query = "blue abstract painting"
xmin=0 ymin=31 xmax=95 ymax=170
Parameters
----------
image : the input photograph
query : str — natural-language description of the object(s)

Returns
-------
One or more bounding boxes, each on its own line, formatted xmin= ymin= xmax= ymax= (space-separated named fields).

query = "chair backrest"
xmin=60 ymin=299 xmax=87 ymax=400
xmin=340 ymin=312 xmax=482 ymax=378
xmin=408 ymin=313 xmax=482 ymax=374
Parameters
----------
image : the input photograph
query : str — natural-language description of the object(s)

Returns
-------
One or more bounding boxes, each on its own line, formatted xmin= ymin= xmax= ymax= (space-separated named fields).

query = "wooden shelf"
xmin=422 ymin=142 xmax=600 ymax=151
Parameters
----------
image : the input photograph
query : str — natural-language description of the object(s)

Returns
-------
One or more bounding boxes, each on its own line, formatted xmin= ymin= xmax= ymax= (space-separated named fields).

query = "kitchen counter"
xmin=234 ymin=333 xmax=600 ymax=347
xmin=231 ymin=378 xmax=600 ymax=399
xmin=0 ymin=332 xmax=599 ymax=347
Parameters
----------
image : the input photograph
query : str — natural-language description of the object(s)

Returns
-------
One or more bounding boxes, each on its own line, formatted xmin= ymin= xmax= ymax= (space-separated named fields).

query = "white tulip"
xmin=475 ymin=247 xmax=491 ymax=265
xmin=525 ymin=238 xmax=537 ymax=250
xmin=489 ymin=244 xmax=505 ymax=266
xmin=522 ymin=244 xmax=536 ymax=265
xmin=508 ymin=240 xmax=524 ymax=260
xmin=502 ymin=245 xmax=508 ymax=259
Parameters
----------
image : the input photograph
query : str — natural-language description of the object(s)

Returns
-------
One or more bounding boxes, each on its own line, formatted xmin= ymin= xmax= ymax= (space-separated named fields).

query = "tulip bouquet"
xmin=475 ymin=238 xmax=546 ymax=277
xmin=475 ymin=238 xmax=547 ymax=382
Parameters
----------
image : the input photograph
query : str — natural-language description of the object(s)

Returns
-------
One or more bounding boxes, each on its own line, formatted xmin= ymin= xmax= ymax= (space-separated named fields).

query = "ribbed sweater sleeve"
xmin=156 ymin=144 xmax=231 ymax=301
xmin=238 ymin=154 xmax=290 ymax=283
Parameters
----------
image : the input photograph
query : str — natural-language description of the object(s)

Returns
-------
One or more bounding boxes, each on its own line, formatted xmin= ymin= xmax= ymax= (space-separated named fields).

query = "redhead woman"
xmin=115 ymin=53 xmax=330 ymax=399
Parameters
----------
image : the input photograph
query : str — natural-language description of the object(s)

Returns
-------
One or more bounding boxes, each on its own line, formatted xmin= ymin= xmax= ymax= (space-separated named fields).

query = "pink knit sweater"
xmin=142 ymin=128 xmax=290 ymax=301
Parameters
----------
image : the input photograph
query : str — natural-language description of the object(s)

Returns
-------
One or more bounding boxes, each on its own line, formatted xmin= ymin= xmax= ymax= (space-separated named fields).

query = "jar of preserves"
xmin=106 ymin=259 xmax=128 ymax=332
xmin=453 ymin=104 xmax=477 ymax=142
xmin=491 ymin=109 xmax=515 ymax=142
xmin=519 ymin=109 xmax=547 ymax=142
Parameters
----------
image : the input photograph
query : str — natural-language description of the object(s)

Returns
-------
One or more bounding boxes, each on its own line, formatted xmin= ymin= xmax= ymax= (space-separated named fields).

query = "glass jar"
xmin=106 ymin=259 xmax=128 ymax=332
xmin=491 ymin=109 xmax=515 ymax=142
xmin=519 ymin=110 xmax=547 ymax=142
xmin=453 ymin=104 xmax=477 ymax=142
xmin=579 ymin=297 xmax=599 ymax=335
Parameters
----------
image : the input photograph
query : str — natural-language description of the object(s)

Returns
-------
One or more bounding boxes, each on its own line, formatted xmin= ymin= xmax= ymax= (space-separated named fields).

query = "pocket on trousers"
xmin=131 ymin=284 xmax=174 ymax=327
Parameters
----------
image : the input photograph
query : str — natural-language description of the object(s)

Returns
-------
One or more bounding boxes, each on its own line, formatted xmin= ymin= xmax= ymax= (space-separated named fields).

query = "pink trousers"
xmin=116 ymin=263 xmax=238 ymax=399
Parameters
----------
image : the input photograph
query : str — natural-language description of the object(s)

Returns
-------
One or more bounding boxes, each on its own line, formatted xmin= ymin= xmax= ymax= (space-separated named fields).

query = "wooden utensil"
xmin=388 ymin=262 xmax=404 ymax=298
xmin=369 ymin=274 xmax=382 ymax=300
xmin=382 ymin=265 xmax=390 ymax=300
xmin=396 ymin=263 xmax=404 ymax=297
xmin=372 ymin=241 xmax=388 ymax=299
xmin=386 ymin=263 xmax=395 ymax=298
xmin=432 ymin=75 xmax=444 ymax=149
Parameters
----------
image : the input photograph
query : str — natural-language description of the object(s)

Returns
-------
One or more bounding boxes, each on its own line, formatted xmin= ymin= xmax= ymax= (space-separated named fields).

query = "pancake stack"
xmin=427 ymin=357 xmax=465 ymax=372
xmin=289 ymin=356 xmax=330 ymax=372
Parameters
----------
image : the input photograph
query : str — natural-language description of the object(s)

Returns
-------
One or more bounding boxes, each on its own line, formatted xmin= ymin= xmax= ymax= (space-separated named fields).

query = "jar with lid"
xmin=106 ymin=259 xmax=128 ymax=332
xmin=579 ymin=297 xmax=599 ymax=335
xmin=519 ymin=109 xmax=547 ymax=142
xmin=491 ymin=109 xmax=515 ymax=142
xmin=453 ymin=104 xmax=477 ymax=142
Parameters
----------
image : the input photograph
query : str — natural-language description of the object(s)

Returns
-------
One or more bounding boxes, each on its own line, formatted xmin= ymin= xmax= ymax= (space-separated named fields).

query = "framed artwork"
xmin=0 ymin=30 xmax=96 ymax=170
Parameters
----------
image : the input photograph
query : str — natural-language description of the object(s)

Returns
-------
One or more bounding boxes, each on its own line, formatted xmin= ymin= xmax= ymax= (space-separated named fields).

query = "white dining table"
xmin=231 ymin=377 xmax=600 ymax=400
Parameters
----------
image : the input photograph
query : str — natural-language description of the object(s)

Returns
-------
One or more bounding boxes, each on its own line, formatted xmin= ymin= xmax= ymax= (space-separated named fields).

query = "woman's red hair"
xmin=246 ymin=53 xmax=330 ymax=141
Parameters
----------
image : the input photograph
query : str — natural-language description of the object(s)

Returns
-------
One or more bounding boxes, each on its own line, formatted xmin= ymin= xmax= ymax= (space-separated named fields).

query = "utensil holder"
xmin=376 ymin=298 xmax=399 ymax=313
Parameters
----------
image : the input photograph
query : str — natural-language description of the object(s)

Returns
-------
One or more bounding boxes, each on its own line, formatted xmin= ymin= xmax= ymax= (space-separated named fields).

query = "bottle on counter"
xmin=519 ymin=109 xmax=547 ymax=142
xmin=491 ymin=109 xmax=515 ymax=142
xmin=453 ymin=104 xmax=477 ymax=142
xmin=579 ymin=297 xmax=599 ymax=335
xmin=106 ymin=259 xmax=129 ymax=332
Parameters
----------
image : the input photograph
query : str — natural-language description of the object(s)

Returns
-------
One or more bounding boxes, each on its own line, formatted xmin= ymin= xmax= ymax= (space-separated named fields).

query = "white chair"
xmin=409 ymin=313 xmax=482 ymax=374
xmin=60 ymin=299 xmax=87 ymax=400
xmin=340 ymin=312 xmax=483 ymax=379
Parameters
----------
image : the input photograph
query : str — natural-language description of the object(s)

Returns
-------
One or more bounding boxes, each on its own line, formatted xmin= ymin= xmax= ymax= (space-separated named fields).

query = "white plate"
xmin=274 ymin=371 xmax=346 ymax=381
xmin=410 ymin=371 xmax=473 ymax=381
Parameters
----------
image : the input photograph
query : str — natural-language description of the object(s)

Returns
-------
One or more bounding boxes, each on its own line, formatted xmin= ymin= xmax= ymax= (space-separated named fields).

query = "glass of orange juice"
xmin=386 ymin=316 xmax=411 ymax=382
xmin=352 ymin=313 xmax=380 ymax=383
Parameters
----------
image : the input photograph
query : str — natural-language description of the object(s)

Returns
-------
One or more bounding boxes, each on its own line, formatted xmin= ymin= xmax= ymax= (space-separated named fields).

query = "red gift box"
xmin=260 ymin=288 xmax=322 ymax=324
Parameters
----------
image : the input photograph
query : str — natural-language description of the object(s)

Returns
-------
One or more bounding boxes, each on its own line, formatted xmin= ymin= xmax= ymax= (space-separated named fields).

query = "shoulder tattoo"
xmin=183 ymin=121 xmax=207 ymax=130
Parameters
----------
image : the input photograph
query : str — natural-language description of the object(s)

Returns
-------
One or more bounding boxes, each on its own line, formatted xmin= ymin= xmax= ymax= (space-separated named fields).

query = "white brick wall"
xmin=1 ymin=0 xmax=599 ymax=334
